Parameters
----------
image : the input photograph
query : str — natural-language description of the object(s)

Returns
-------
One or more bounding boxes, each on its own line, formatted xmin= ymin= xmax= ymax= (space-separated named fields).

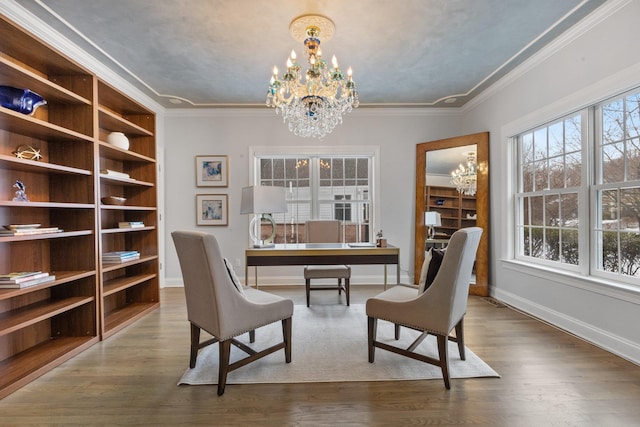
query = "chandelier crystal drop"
xmin=450 ymin=151 xmax=477 ymax=196
xmin=266 ymin=15 xmax=359 ymax=139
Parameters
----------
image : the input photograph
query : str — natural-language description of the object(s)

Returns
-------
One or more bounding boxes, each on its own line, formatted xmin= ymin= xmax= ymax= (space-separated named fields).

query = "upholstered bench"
xmin=304 ymin=264 xmax=351 ymax=307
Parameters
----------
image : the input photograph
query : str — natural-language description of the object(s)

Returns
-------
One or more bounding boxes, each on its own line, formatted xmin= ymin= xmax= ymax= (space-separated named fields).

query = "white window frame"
xmin=249 ymin=145 xmax=381 ymax=241
xmin=510 ymin=88 xmax=640 ymax=289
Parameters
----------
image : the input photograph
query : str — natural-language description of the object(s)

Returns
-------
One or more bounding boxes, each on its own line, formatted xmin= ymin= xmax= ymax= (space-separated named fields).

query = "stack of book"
xmin=0 ymin=224 xmax=62 ymax=236
xmin=0 ymin=271 xmax=56 ymax=289
xmin=118 ymin=221 xmax=145 ymax=229
xmin=102 ymin=250 xmax=140 ymax=263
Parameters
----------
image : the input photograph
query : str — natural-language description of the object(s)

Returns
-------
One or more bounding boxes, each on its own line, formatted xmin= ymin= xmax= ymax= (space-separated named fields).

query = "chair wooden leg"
xmin=437 ymin=334 xmax=451 ymax=390
xmin=190 ymin=323 xmax=201 ymax=368
xmin=368 ymin=316 xmax=377 ymax=363
xmin=345 ymin=278 xmax=350 ymax=306
xmin=338 ymin=278 xmax=342 ymax=295
xmin=217 ymin=339 xmax=232 ymax=396
xmin=394 ymin=323 xmax=401 ymax=340
xmin=305 ymin=278 xmax=311 ymax=307
xmin=249 ymin=329 xmax=255 ymax=343
xmin=282 ymin=317 xmax=292 ymax=363
xmin=455 ymin=318 xmax=465 ymax=360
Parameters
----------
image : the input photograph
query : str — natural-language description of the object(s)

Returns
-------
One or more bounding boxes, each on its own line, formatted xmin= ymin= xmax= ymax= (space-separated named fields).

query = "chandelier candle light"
xmin=266 ymin=14 xmax=359 ymax=138
xmin=450 ymin=151 xmax=477 ymax=196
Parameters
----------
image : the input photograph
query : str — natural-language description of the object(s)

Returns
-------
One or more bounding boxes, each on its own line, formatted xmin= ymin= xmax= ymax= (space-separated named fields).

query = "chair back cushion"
xmin=306 ymin=220 xmax=341 ymax=243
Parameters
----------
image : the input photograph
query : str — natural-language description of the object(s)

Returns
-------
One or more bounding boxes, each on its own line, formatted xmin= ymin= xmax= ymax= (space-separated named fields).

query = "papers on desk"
xmin=348 ymin=242 xmax=376 ymax=248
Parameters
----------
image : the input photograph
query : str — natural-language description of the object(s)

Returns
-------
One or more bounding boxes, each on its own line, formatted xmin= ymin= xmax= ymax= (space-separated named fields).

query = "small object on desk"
xmin=348 ymin=242 xmax=376 ymax=247
xmin=375 ymin=230 xmax=387 ymax=247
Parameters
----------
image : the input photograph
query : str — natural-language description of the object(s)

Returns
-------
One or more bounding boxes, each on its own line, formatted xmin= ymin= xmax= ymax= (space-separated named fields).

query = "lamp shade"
xmin=424 ymin=211 xmax=442 ymax=226
xmin=240 ymin=186 xmax=287 ymax=214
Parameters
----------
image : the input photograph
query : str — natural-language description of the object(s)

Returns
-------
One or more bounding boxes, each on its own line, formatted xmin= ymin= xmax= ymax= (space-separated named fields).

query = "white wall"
xmin=459 ymin=0 xmax=640 ymax=364
xmin=163 ymin=108 xmax=460 ymax=286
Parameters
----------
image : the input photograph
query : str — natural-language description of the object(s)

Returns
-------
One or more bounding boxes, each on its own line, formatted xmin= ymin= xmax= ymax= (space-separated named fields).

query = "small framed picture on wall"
xmin=196 ymin=155 xmax=228 ymax=187
xmin=196 ymin=194 xmax=228 ymax=226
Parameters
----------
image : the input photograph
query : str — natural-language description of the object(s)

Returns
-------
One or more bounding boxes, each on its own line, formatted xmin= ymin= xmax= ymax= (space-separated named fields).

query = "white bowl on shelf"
xmin=106 ymin=132 xmax=129 ymax=150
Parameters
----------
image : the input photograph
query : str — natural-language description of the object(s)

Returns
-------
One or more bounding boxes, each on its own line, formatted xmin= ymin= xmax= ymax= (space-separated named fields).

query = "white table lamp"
xmin=424 ymin=211 xmax=442 ymax=239
xmin=241 ymin=186 xmax=287 ymax=247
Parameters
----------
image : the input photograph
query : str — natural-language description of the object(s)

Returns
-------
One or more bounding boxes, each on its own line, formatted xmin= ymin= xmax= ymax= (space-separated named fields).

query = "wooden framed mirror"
xmin=414 ymin=132 xmax=489 ymax=296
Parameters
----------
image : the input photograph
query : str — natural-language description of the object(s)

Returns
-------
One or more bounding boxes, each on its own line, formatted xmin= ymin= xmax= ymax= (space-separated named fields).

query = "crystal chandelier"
xmin=266 ymin=15 xmax=359 ymax=139
xmin=450 ymin=151 xmax=477 ymax=196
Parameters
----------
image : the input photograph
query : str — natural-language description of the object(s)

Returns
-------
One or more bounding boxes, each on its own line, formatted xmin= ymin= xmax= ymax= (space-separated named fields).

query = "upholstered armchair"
xmin=303 ymin=220 xmax=351 ymax=306
xmin=366 ymin=227 xmax=483 ymax=389
xmin=171 ymin=230 xmax=294 ymax=395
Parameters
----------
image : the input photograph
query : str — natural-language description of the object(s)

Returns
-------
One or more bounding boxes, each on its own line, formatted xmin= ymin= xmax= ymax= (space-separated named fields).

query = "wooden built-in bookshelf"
xmin=0 ymin=15 xmax=159 ymax=398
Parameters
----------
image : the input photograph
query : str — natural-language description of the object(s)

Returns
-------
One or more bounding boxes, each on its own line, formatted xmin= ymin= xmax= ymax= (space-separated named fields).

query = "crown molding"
xmin=462 ymin=0 xmax=631 ymax=114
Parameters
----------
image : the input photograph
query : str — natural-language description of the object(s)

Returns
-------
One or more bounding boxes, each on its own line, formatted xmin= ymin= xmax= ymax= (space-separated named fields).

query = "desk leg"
xmin=245 ymin=263 xmax=248 ymax=287
xmin=397 ymin=256 xmax=400 ymax=285
xmin=384 ymin=264 xmax=387 ymax=290
xmin=254 ymin=266 xmax=258 ymax=289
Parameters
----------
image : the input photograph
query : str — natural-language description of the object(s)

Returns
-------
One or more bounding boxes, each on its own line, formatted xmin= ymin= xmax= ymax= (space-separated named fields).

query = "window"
xmin=595 ymin=91 xmax=640 ymax=279
xmin=514 ymin=88 xmax=640 ymax=286
xmin=252 ymin=147 xmax=377 ymax=244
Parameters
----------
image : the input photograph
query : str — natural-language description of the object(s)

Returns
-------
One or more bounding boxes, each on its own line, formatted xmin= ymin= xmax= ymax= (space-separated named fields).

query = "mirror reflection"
xmin=414 ymin=133 xmax=489 ymax=296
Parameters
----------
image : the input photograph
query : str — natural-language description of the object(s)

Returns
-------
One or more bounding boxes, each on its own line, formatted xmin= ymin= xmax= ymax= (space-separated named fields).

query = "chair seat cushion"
xmin=304 ymin=265 xmax=351 ymax=279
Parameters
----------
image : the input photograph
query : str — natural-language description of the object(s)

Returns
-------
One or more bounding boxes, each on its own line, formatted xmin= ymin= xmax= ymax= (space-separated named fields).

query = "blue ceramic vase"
xmin=0 ymin=85 xmax=47 ymax=115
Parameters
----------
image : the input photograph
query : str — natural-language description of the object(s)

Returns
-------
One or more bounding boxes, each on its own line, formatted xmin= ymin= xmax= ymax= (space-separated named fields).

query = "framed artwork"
xmin=196 ymin=155 xmax=228 ymax=187
xmin=196 ymin=194 xmax=228 ymax=226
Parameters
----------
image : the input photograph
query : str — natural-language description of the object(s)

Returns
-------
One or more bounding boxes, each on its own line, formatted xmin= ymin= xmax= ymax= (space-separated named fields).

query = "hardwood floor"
xmin=1 ymin=286 xmax=639 ymax=426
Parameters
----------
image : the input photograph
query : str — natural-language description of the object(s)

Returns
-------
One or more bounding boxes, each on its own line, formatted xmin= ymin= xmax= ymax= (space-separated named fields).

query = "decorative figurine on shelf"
xmin=13 ymin=144 xmax=42 ymax=161
xmin=12 ymin=180 xmax=29 ymax=202
xmin=376 ymin=230 xmax=387 ymax=247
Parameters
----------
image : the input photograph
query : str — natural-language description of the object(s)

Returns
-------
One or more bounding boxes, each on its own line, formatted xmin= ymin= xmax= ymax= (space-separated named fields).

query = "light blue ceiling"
xmin=13 ymin=0 xmax=606 ymax=108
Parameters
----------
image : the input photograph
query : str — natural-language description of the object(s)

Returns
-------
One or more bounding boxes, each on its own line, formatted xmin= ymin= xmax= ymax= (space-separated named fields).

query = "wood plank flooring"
xmin=1 ymin=286 xmax=639 ymax=426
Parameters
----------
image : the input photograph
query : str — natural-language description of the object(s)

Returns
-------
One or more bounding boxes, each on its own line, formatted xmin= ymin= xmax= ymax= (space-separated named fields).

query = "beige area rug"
xmin=178 ymin=304 xmax=499 ymax=385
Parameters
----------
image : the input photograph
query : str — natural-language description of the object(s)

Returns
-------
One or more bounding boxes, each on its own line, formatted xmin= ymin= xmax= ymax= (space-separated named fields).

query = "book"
xmin=0 ymin=227 xmax=62 ymax=235
xmin=102 ymin=250 xmax=140 ymax=263
xmin=118 ymin=221 xmax=145 ymax=228
xmin=0 ymin=271 xmax=48 ymax=283
xmin=0 ymin=275 xmax=55 ymax=288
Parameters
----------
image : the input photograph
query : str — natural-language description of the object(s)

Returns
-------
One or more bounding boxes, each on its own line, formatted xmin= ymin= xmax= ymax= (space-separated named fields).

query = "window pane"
xmin=625 ymin=93 xmax=640 ymax=138
xmin=261 ymin=159 xmax=273 ymax=179
xmin=565 ymin=152 xmax=581 ymax=187
xmin=620 ymin=231 xmax=640 ymax=277
xmin=600 ymin=189 xmax=619 ymax=228
xmin=531 ymin=195 xmax=544 ymax=226
xmin=565 ymin=115 xmax=582 ymax=153
xmin=601 ymin=231 xmax=619 ymax=273
xmin=621 ymin=187 xmax=640 ymax=231
xmin=545 ymin=194 xmax=560 ymax=226
xmin=522 ymin=196 xmax=531 ymax=226
xmin=534 ymin=160 xmax=548 ymax=191
xmin=533 ymin=128 xmax=547 ymax=160
xmin=561 ymin=229 xmax=579 ymax=265
xmin=627 ymin=138 xmax=640 ymax=181
xmin=273 ymin=158 xmax=284 ymax=179
xmin=602 ymin=142 xmax=625 ymax=183
xmin=560 ymin=193 xmax=579 ymax=227
xmin=546 ymin=228 xmax=560 ymax=261
xmin=548 ymin=156 xmax=565 ymax=189
xmin=522 ymin=161 xmax=534 ymax=192
xmin=331 ymin=158 xmax=344 ymax=179
xmin=602 ymin=98 xmax=624 ymax=143
xmin=521 ymin=133 xmax=534 ymax=163
xmin=548 ymin=122 xmax=564 ymax=157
